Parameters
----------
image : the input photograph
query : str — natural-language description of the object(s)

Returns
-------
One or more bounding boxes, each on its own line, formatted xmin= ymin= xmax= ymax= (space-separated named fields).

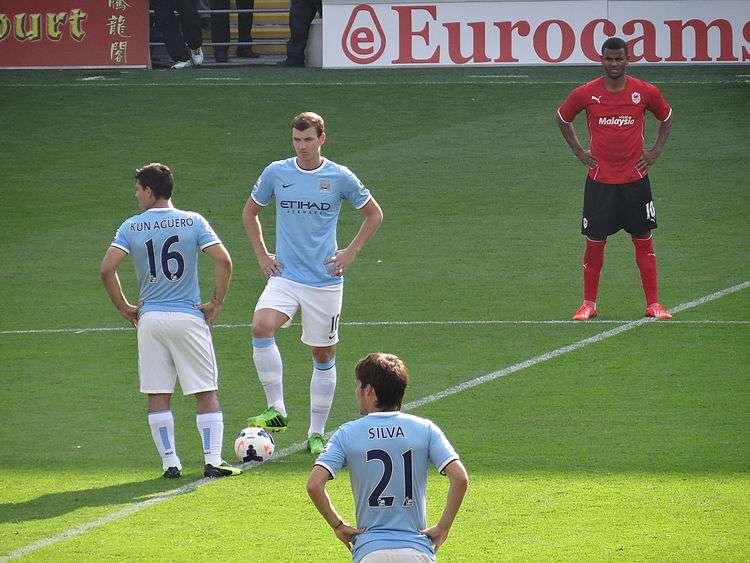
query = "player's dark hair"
xmin=135 ymin=163 xmax=174 ymax=200
xmin=355 ymin=353 xmax=408 ymax=411
xmin=291 ymin=112 xmax=325 ymax=137
xmin=601 ymin=37 xmax=628 ymax=56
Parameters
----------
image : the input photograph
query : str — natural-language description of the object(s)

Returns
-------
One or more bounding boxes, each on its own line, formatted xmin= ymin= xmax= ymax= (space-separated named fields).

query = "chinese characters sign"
xmin=0 ymin=0 xmax=149 ymax=69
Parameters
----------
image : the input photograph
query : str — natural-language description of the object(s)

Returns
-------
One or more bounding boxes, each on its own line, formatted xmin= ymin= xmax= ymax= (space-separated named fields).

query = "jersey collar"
xmin=293 ymin=157 xmax=327 ymax=174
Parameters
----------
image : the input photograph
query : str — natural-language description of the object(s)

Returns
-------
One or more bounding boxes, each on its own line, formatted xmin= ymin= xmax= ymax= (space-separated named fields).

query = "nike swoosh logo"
xmin=282 ymin=183 xmax=293 ymax=188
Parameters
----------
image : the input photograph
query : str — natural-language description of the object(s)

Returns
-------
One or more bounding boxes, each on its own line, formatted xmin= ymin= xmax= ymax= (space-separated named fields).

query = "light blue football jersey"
xmin=315 ymin=411 xmax=459 ymax=562
xmin=250 ymin=157 xmax=371 ymax=287
xmin=110 ymin=207 xmax=220 ymax=319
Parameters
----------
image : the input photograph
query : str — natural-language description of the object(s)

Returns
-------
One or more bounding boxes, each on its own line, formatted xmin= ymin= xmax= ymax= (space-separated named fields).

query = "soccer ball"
xmin=234 ymin=427 xmax=275 ymax=463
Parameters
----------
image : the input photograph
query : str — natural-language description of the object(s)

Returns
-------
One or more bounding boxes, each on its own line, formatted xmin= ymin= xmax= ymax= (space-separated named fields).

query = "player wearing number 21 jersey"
xmin=308 ymin=353 xmax=468 ymax=563
xmin=101 ymin=163 xmax=241 ymax=480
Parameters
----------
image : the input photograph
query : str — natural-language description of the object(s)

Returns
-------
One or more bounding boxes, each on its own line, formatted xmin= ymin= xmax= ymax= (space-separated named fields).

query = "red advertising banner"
xmin=0 ymin=0 xmax=149 ymax=69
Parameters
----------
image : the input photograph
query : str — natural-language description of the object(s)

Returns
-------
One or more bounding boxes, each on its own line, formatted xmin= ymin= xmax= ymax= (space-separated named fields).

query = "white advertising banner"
xmin=322 ymin=0 xmax=750 ymax=67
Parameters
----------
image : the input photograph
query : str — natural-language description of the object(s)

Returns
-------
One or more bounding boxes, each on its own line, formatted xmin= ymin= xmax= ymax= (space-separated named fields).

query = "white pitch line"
xmin=404 ymin=282 xmax=750 ymax=410
xmin=0 ymin=79 xmax=747 ymax=88
xmin=2 ymin=318 xmax=750 ymax=335
xmin=1 ymin=280 xmax=748 ymax=561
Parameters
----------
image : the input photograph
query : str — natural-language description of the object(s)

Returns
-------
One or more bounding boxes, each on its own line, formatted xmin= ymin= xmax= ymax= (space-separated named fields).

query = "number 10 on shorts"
xmin=329 ymin=314 xmax=340 ymax=338
xmin=645 ymin=201 xmax=656 ymax=221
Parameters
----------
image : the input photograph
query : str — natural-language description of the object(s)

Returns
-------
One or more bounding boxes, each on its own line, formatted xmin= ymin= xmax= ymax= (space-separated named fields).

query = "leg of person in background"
xmin=632 ymin=233 xmax=672 ymax=319
xmin=281 ymin=0 xmax=320 ymax=66
xmin=147 ymin=393 xmax=182 ymax=478
xmin=571 ymin=236 xmax=607 ymax=320
xmin=195 ymin=390 xmax=242 ymax=478
xmin=247 ymin=336 xmax=289 ymax=430
xmin=236 ymin=0 xmax=258 ymax=58
xmin=176 ymin=0 xmax=204 ymax=64
xmin=210 ymin=0 xmax=230 ymax=62
xmin=153 ymin=0 xmax=192 ymax=66
xmin=307 ymin=346 xmax=336 ymax=455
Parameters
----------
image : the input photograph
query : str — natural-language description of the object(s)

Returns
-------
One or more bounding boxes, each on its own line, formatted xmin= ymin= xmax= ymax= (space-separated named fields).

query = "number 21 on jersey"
xmin=366 ymin=449 xmax=414 ymax=508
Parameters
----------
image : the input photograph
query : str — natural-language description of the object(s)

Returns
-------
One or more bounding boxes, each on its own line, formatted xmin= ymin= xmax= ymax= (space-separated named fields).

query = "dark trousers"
xmin=152 ymin=0 xmax=203 ymax=61
xmin=286 ymin=0 xmax=321 ymax=62
xmin=210 ymin=0 xmax=253 ymax=50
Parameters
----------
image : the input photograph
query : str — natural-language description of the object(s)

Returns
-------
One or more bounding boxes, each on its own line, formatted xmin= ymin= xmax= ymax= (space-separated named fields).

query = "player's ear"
xmin=319 ymin=132 xmax=327 ymax=146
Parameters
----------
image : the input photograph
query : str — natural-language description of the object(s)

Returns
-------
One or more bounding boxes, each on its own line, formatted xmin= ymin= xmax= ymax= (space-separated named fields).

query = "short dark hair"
xmin=355 ymin=353 xmax=408 ymax=411
xmin=601 ymin=37 xmax=628 ymax=56
xmin=135 ymin=163 xmax=173 ymax=200
xmin=291 ymin=112 xmax=325 ymax=136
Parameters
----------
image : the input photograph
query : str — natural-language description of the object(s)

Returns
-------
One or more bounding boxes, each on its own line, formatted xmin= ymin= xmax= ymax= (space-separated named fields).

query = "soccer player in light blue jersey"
xmin=242 ymin=112 xmax=383 ymax=455
xmin=307 ymin=353 xmax=469 ymax=562
xmin=100 ymin=163 xmax=241 ymax=479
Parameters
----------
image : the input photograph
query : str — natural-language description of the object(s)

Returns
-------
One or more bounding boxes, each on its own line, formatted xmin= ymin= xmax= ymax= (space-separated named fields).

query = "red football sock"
xmin=582 ymin=238 xmax=606 ymax=305
xmin=633 ymin=236 xmax=659 ymax=305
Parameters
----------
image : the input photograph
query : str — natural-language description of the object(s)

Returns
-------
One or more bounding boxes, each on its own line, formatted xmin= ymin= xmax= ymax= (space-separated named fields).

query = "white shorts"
xmin=137 ymin=311 xmax=218 ymax=395
xmin=360 ymin=548 xmax=435 ymax=563
xmin=255 ymin=276 xmax=343 ymax=347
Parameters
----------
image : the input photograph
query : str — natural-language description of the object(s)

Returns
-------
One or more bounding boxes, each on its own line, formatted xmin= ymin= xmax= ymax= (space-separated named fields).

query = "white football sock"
xmin=253 ymin=337 xmax=286 ymax=417
xmin=196 ymin=411 xmax=223 ymax=466
xmin=309 ymin=358 xmax=336 ymax=436
xmin=148 ymin=410 xmax=181 ymax=470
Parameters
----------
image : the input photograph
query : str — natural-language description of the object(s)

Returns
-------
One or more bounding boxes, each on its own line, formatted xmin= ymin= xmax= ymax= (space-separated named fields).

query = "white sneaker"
xmin=189 ymin=46 xmax=204 ymax=66
xmin=171 ymin=60 xmax=191 ymax=69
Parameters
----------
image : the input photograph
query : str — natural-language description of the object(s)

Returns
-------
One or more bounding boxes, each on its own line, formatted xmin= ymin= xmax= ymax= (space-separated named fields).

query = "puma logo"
xmin=591 ymin=96 xmax=601 ymax=103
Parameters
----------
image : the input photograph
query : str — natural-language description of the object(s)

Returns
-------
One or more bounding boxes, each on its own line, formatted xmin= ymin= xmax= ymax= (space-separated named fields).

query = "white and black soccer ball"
xmin=234 ymin=427 xmax=275 ymax=463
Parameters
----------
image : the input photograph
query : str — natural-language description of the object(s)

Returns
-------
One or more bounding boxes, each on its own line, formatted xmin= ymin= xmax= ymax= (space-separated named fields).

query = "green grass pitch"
xmin=0 ymin=65 xmax=748 ymax=561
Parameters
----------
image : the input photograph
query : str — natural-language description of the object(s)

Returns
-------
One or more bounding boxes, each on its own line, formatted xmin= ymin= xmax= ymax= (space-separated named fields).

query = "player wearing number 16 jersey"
xmin=307 ymin=353 xmax=469 ymax=562
xmin=100 ymin=163 xmax=241 ymax=479
xmin=556 ymin=37 xmax=674 ymax=321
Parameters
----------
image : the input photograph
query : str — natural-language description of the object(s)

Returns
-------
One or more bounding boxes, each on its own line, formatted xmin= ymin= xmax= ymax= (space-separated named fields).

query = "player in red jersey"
xmin=557 ymin=37 xmax=673 ymax=321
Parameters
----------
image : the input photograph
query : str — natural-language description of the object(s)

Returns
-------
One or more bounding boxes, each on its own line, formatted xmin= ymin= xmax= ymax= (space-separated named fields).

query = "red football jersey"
xmin=558 ymin=75 xmax=671 ymax=184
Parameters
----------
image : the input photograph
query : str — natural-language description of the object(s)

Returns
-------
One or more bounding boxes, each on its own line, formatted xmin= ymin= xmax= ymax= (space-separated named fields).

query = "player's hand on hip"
xmin=636 ymin=149 xmax=659 ymax=172
xmin=325 ymin=249 xmax=355 ymax=277
xmin=197 ymin=301 xmax=221 ymax=325
xmin=577 ymin=149 xmax=597 ymax=169
xmin=119 ymin=304 xmax=139 ymax=327
xmin=420 ymin=525 xmax=450 ymax=550
xmin=258 ymin=253 xmax=283 ymax=277
xmin=333 ymin=522 xmax=364 ymax=550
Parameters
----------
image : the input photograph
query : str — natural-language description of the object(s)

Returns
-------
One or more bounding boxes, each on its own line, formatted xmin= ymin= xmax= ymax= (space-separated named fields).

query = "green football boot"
xmin=247 ymin=407 xmax=289 ymax=432
xmin=307 ymin=433 xmax=326 ymax=456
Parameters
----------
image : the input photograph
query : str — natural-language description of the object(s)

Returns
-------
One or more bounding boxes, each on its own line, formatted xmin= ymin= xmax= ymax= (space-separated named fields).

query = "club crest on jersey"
xmin=631 ymin=92 xmax=641 ymax=104
xmin=319 ymin=180 xmax=330 ymax=191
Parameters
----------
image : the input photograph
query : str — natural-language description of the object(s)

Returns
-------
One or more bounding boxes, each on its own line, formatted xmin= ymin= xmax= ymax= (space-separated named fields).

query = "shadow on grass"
xmin=0 ymin=476 xmax=197 ymax=524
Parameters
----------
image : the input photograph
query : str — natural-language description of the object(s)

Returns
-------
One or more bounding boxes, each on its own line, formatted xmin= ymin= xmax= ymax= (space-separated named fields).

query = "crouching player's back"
xmin=307 ymin=353 xmax=469 ymax=562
